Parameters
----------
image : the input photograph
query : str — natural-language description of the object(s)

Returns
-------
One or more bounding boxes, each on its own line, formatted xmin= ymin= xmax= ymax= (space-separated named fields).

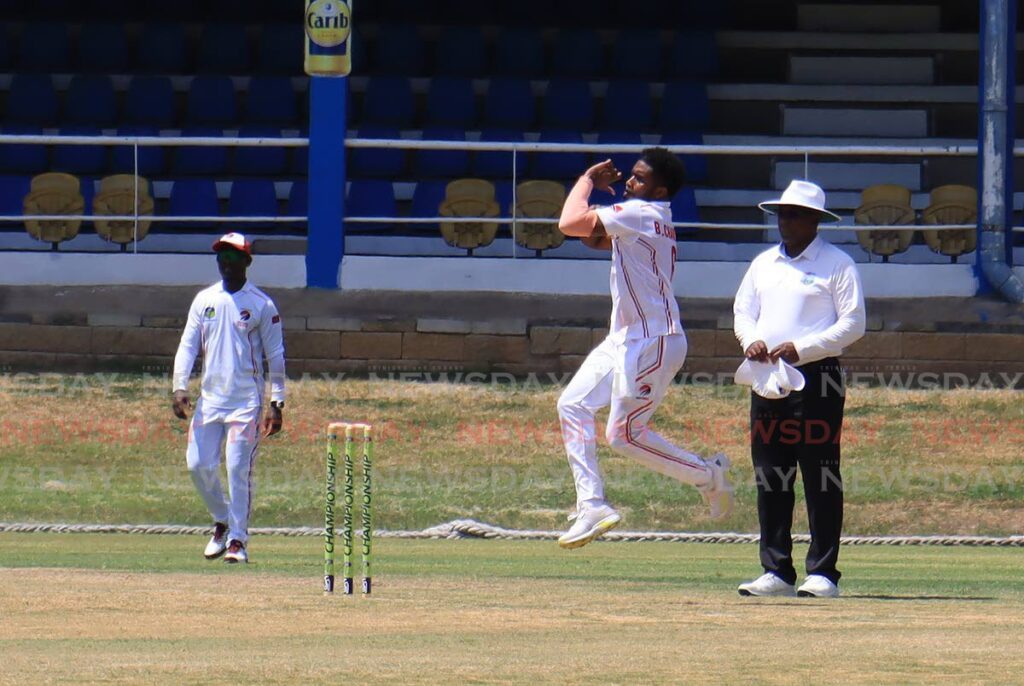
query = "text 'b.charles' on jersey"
xmin=595 ymin=199 xmax=683 ymax=342
xmin=173 ymin=281 xmax=286 ymax=410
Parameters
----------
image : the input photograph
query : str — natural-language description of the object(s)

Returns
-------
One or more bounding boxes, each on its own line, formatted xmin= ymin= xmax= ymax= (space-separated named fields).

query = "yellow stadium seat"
xmin=23 ymin=172 xmax=84 ymax=249
xmin=93 ymin=174 xmax=155 ymax=247
xmin=513 ymin=181 xmax=566 ymax=255
xmin=922 ymin=185 xmax=977 ymax=262
xmin=439 ymin=179 xmax=500 ymax=253
xmin=853 ymin=184 xmax=915 ymax=262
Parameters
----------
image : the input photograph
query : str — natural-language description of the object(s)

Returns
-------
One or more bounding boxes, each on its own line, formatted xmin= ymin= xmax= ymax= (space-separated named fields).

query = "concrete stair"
xmin=782 ymin=107 xmax=928 ymax=137
xmin=790 ymin=55 xmax=935 ymax=85
xmin=797 ymin=3 xmax=942 ymax=33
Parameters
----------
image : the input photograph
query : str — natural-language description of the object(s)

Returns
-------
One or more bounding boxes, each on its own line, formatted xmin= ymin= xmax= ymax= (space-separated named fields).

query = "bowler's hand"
xmin=262 ymin=406 xmax=283 ymax=437
xmin=584 ymin=159 xmax=622 ymax=194
xmin=172 ymin=390 xmax=191 ymax=420
xmin=744 ymin=340 xmax=770 ymax=362
xmin=769 ymin=341 xmax=800 ymax=364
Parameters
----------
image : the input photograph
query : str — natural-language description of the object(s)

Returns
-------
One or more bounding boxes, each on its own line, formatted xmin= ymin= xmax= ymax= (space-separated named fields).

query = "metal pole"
xmin=511 ymin=144 xmax=517 ymax=259
xmin=133 ymin=141 xmax=139 ymax=255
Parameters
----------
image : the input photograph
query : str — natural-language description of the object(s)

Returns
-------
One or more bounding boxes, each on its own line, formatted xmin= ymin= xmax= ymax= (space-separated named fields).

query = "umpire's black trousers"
xmin=750 ymin=357 xmax=845 ymax=585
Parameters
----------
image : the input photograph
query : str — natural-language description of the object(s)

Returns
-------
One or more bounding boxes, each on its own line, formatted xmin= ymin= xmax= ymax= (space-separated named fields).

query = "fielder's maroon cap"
xmin=212 ymin=232 xmax=252 ymax=255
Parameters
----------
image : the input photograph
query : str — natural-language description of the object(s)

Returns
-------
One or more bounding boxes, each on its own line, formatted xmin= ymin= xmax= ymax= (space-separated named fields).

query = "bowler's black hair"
xmin=640 ymin=147 xmax=686 ymax=197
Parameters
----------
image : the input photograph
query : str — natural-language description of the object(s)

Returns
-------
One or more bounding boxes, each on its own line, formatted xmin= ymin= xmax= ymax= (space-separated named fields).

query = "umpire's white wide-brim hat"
xmin=759 ymin=179 xmax=842 ymax=223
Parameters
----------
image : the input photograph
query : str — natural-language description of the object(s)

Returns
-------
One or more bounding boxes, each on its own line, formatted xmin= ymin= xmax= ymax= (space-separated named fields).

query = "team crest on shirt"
xmin=613 ymin=205 xmax=623 ymax=212
xmin=239 ymin=309 xmax=252 ymax=321
xmin=636 ymin=383 xmax=652 ymax=399
xmin=801 ymin=273 xmax=816 ymax=285
xmin=203 ymin=306 xmax=216 ymax=319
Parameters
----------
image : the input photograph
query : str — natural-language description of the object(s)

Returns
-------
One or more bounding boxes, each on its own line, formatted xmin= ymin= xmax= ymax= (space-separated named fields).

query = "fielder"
xmin=555 ymin=149 xmax=734 ymax=549
xmin=172 ymin=233 xmax=286 ymax=564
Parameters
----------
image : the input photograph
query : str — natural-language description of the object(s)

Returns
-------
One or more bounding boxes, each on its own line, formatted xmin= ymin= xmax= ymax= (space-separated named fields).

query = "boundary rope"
xmin=1 ymin=519 xmax=1022 ymax=546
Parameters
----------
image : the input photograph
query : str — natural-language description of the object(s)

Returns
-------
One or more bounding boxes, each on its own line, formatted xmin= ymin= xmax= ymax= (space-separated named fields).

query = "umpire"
xmin=732 ymin=180 xmax=866 ymax=598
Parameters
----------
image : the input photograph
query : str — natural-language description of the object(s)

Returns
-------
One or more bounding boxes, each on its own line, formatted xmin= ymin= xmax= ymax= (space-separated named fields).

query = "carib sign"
xmin=304 ymin=0 xmax=353 ymax=76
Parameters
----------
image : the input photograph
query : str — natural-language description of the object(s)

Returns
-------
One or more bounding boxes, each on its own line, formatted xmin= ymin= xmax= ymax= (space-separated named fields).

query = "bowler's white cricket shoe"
xmin=797 ymin=574 xmax=840 ymax=598
xmin=224 ymin=539 xmax=248 ymax=564
xmin=698 ymin=453 xmax=735 ymax=520
xmin=203 ymin=522 xmax=228 ymax=560
xmin=738 ymin=573 xmax=796 ymax=597
xmin=558 ymin=504 xmax=621 ymax=549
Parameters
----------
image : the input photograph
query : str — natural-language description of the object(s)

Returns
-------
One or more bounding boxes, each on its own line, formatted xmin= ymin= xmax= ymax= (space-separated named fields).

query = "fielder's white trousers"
xmin=186 ymin=401 xmax=261 ymax=544
xmin=557 ymin=334 xmax=711 ymax=509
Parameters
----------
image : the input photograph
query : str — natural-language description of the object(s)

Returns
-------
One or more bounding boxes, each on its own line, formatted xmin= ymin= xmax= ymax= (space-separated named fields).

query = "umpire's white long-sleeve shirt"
xmin=173 ymin=280 xmax=286 ymax=410
xmin=733 ymin=237 xmax=866 ymax=365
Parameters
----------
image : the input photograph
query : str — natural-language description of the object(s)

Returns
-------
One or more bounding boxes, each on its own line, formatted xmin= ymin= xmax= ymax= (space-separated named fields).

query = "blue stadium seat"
xmin=531 ymin=131 xmax=589 ymax=180
xmin=435 ymin=26 xmax=487 ymax=77
xmin=659 ymin=82 xmax=710 ymax=132
xmin=0 ymin=176 xmax=30 ymax=223
xmin=19 ymin=22 xmax=70 ymax=72
xmin=290 ymin=128 xmax=309 ymax=175
xmin=542 ymin=80 xmax=593 ymax=130
xmin=671 ymin=187 xmax=699 ymax=234
xmin=286 ymin=180 xmax=307 ymax=217
xmin=138 ymin=23 xmax=188 ymax=73
xmin=347 ymin=180 xmax=397 ymax=232
xmin=550 ymin=29 xmax=603 ymax=79
xmin=169 ymin=179 xmax=220 ymax=228
xmin=669 ymin=32 xmax=719 ymax=81
xmin=410 ymin=180 xmax=447 ymax=231
xmin=80 ymin=177 xmax=96 ymax=218
xmin=6 ymin=75 xmax=58 ymax=126
xmin=361 ymin=77 xmax=414 ymax=128
xmin=124 ymin=77 xmax=176 ymax=128
xmin=603 ymin=81 xmax=653 ymax=131
xmin=596 ymin=132 xmax=643 ymax=180
xmin=0 ymin=24 xmax=12 ymax=70
xmin=197 ymin=24 xmax=250 ymax=74
xmin=493 ymin=28 xmax=544 ymax=78
xmin=660 ymin=132 xmax=708 ymax=184
xmin=425 ymin=77 xmax=476 ymax=128
xmin=111 ymin=126 xmax=166 ymax=176
xmin=53 ymin=127 xmax=107 ymax=175
xmin=372 ymin=25 xmax=423 ymax=76
xmin=350 ymin=126 xmax=405 ymax=178
xmin=228 ymin=179 xmax=278 ymax=226
xmin=611 ymin=30 xmax=662 ymax=80
xmin=246 ymin=77 xmax=297 ymax=126
xmin=77 ymin=23 xmax=129 ymax=73
xmin=0 ymin=126 xmax=47 ymax=174
xmin=65 ymin=75 xmax=117 ymax=127
xmin=473 ymin=130 xmax=524 ymax=179
xmin=234 ymin=127 xmax=287 ymax=175
xmin=415 ymin=128 xmax=470 ymax=179
xmin=186 ymin=76 xmax=238 ymax=126
xmin=258 ymin=24 xmax=304 ymax=75
xmin=174 ymin=127 xmax=228 ymax=175
xmin=484 ymin=78 xmax=535 ymax=130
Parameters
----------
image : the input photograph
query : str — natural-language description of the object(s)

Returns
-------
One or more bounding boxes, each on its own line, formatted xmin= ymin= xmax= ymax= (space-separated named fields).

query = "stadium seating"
xmin=0 ymin=125 xmax=47 ymax=174
xmin=854 ymin=184 xmax=916 ymax=261
xmin=361 ymin=77 xmax=415 ymax=128
xmin=124 ymin=77 xmax=176 ymax=128
xmin=65 ymin=75 xmax=117 ymax=127
xmin=245 ymin=77 xmax=298 ymax=126
xmin=138 ymin=23 xmax=188 ymax=73
xmin=53 ymin=127 xmax=107 ymax=175
xmin=0 ymin=24 xmax=12 ymax=70
xmin=513 ymin=180 xmax=566 ymax=255
xmin=410 ymin=180 xmax=448 ymax=231
xmin=0 ymin=176 xmax=31 ymax=222
xmin=611 ymin=30 xmax=663 ymax=80
xmin=603 ymin=81 xmax=654 ymax=131
xmin=435 ymin=26 xmax=488 ymax=77
xmin=169 ymin=179 xmax=220 ymax=228
xmin=186 ymin=76 xmax=238 ymax=126
xmin=596 ymin=131 xmax=643 ymax=179
xmin=234 ymin=127 xmax=288 ymax=176
xmin=350 ymin=127 xmax=405 ymax=178
xmin=92 ymin=175 xmax=155 ymax=247
xmin=77 ymin=23 xmax=130 ymax=73
xmin=228 ymin=179 xmax=278 ymax=226
xmin=483 ymin=78 xmax=535 ymax=130
xmin=19 ymin=22 xmax=70 ymax=72
xmin=542 ymin=80 xmax=594 ymax=130
xmin=111 ymin=126 xmax=166 ymax=176
xmin=23 ymin=172 xmax=84 ymax=248
xmin=531 ymin=131 xmax=589 ymax=180
xmin=257 ymin=24 xmax=304 ymax=75
xmin=472 ymin=130 xmax=524 ymax=180
xmin=286 ymin=180 xmax=307 ymax=217
xmin=6 ymin=75 xmax=58 ymax=126
xmin=425 ymin=77 xmax=477 ymax=128
xmin=493 ymin=28 xmax=544 ymax=77
xmin=550 ymin=29 xmax=604 ymax=79
xmin=670 ymin=187 xmax=700 ymax=234
xmin=922 ymin=185 xmax=977 ymax=262
xmin=372 ymin=24 xmax=423 ymax=76
xmin=439 ymin=179 xmax=501 ymax=253
xmin=347 ymin=180 xmax=397 ymax=232
xmin=660 ymin=132 xmax=709 ymax=184
xmin=659 ymin=82 xmax=710 ymax=132
xmin=173 ymin=127 xmax=228 ymax=175
xmin=415 ymin=128 xmax=471 ymax=179
xmin=668 ymin=32 xmax=719 ymax=81
xmin=197 ymin=24 xmax=250 ymax=74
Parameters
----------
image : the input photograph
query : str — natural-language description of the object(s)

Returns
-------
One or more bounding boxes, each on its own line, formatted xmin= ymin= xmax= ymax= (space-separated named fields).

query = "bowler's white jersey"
xmin=595 ymin=199 xmax=682 ymax=343
xmin=173 ymin=280 xmax=286 ymax=410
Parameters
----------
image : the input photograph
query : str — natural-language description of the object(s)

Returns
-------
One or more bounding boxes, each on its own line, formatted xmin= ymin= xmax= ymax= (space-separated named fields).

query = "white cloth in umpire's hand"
xmin=735 ymin=358 xmax=805 ymax=400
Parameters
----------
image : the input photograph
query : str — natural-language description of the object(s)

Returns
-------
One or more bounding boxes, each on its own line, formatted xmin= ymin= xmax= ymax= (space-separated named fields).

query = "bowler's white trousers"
xmin=557 ymin=334 xmax=711 ymax=508
xmin=186 ymin=400 xmax=261 ymax=544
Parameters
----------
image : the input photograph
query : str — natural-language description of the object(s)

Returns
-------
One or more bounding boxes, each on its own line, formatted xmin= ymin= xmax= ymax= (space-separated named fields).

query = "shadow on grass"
xmin=844 ymin=594 xmax=996 ymax=601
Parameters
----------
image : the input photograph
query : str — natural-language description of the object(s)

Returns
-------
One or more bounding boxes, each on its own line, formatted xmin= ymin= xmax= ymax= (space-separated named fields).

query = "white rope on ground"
xmin=2 ymin=520 xmax=1023 ymax=546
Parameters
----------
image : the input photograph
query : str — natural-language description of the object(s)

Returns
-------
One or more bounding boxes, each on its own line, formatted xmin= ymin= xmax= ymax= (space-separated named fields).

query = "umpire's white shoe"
xmin=738 ymin=573 xmax=796 ymax=597
xmin=698 ymin=453 xmax=735 ymax=520
xmin=797 ymin=574 xmax=840 ymax=598
xmin=203 ymin=522 xmax=228 ymax=560
xmin=558 ymin=504 xmax=621 ymax=549
xmin=224 ymin=539 xmax=248 ymax=564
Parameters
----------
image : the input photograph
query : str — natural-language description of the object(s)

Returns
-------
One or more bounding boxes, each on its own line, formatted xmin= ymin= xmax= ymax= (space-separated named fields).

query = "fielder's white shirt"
xmin=595 ymin=199 xmax=682 ymax=343
xmin=173 ymin=280 xmax=286 ymax=410
xmin=733 ymin=236 xmax=866 ymax=365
